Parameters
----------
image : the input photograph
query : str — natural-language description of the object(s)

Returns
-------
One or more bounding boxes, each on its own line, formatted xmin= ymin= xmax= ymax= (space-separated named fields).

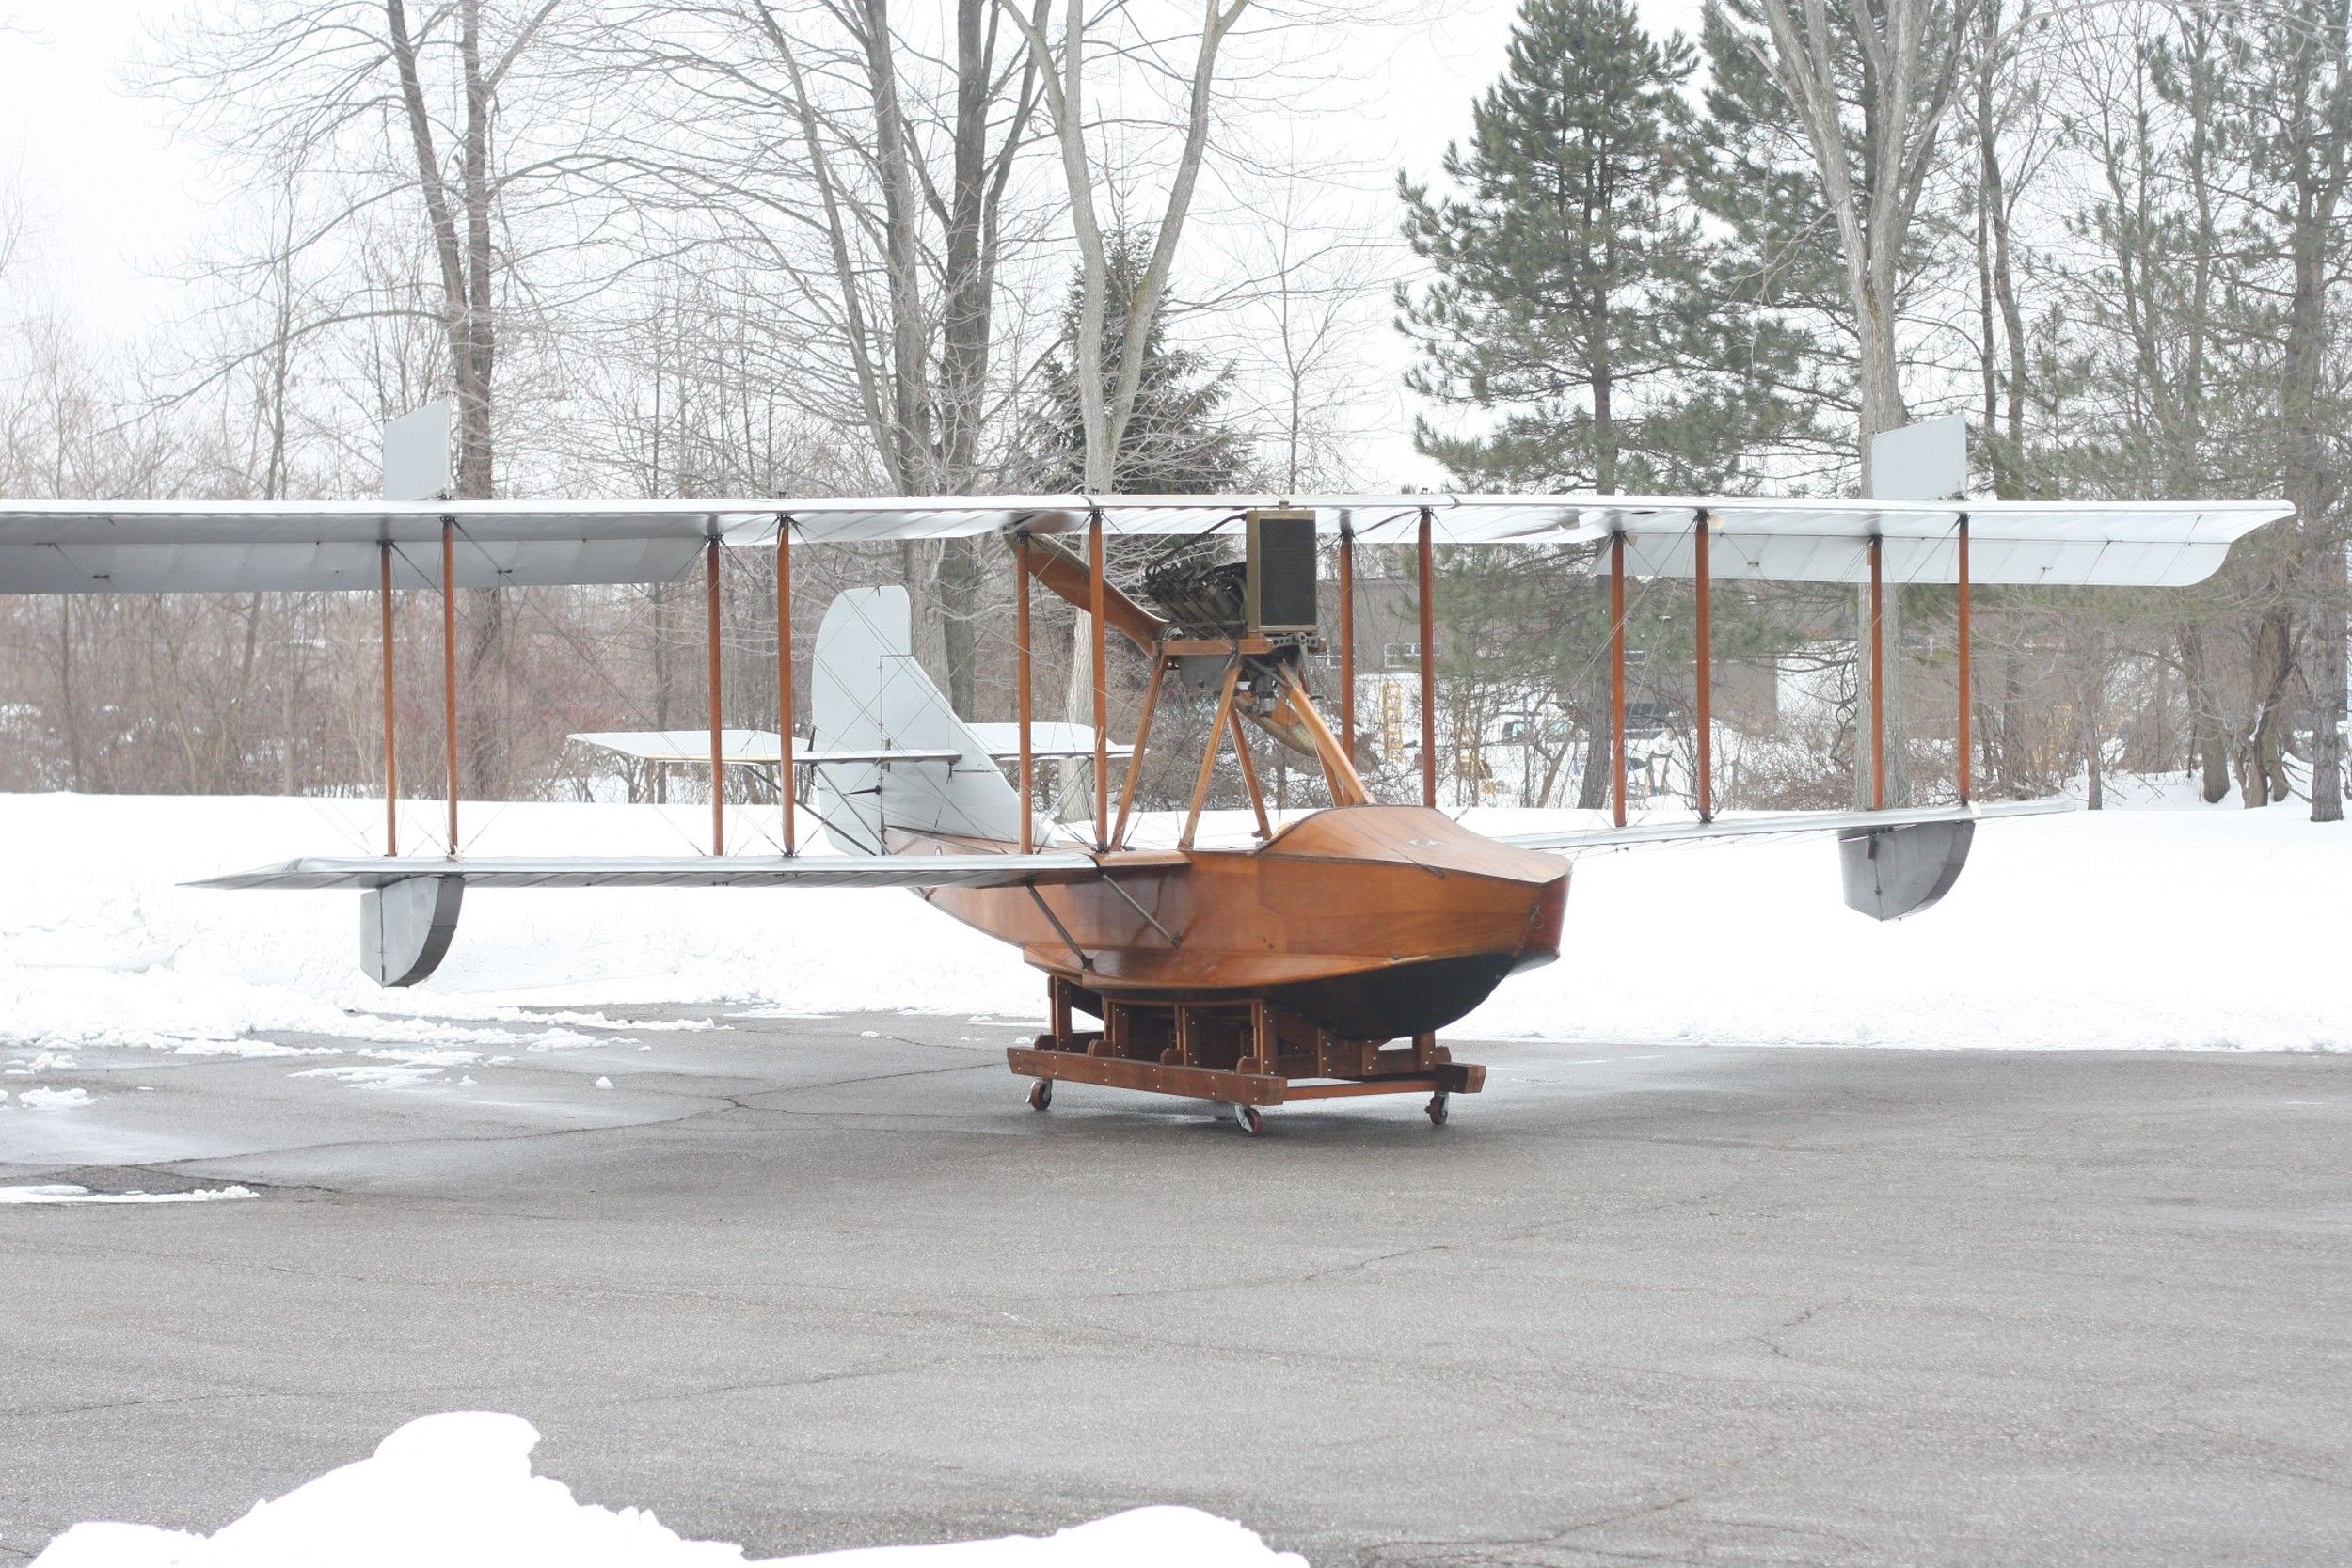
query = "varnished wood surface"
xmin=916 ymin=806 xmax=1569 ymax=1025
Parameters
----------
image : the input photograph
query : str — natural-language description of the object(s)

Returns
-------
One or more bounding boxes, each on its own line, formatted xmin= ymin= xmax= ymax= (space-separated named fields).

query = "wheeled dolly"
xmin=1009 ymin=976 xmax=1484 ymax=1132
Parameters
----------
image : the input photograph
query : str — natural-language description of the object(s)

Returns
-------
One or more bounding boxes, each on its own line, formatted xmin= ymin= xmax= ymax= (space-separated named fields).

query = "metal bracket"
xmin=1102 ymin=875 xmax=1179 ymax=947
xmin=1025 ymin=882 xmax=1091 ymax=970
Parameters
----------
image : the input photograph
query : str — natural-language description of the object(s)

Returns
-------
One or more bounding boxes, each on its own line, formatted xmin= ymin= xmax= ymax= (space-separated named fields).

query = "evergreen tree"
xmin=1399 ymin=0 xmax=1810 ymax=493
xmin=1685 ymin=0 xmax=1945 ymax=484
xmin=1693 ymin=0 xmax=1853 ymax=479
xmin=1033 ymin=231 xmax=1250 ymax=495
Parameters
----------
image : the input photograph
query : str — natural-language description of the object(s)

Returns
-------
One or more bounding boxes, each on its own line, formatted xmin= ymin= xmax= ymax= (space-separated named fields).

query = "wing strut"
xmin=379 ymin=541 xmax=399 ymax=855
xmin=1694 ymin=509 xmax=1713 ymax=822
xmin=707 ymin=538 xmax=726 ymax=855
xmin=1338 ymin=518 xmax=1358 ymax=760
xmin=1869 ymin=533 xmax=1886 ymax=810
xmin=440 ymin=517 xmax=459 ymax=858
xmin=1016 ymin=530 xmax=1034 ymax=853
xmin=1089 ymin=510 xmax=1109 ymax=851
xmin=1958 ymin=513 xmax=1974 ymax=804
xmin=778 ymin=515 xmax=797 ymax=853
xmin=1419 ymin=508 xmax=1438 ymax=809
xmin=1610 ymin=528 xmax=1627 ymax=829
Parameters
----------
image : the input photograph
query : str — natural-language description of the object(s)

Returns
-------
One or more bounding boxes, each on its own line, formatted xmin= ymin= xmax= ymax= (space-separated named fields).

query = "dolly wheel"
xmin=1426 ymin=1090 xmax=1450 ymax=1127
xmin=1231 ymin=1102 xmax=1265 ymax=1137
xmin=1028 ymin=1079 xmax=1054 ymax=1112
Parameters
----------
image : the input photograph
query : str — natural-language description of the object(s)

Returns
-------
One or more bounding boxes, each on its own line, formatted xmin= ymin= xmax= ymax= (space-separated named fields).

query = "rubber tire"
xmin=1028 ymin=1079 xmax=1053 ymax=1112
xmin=1232 ymin=1103 xmax=1264 ymax=1137
xmin=1426 ymin=1091 xmax=1449 ymax=1127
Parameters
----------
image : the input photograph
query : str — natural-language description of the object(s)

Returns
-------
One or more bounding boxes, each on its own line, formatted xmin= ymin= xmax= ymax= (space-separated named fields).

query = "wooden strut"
xmin=1180 ymin=657 xmax=1244 ymax=850
xmin=776 ymin=517 xmax=795 ymax=854
xmin=1418 ymin=509 xmax=1437 ymax=808
xmin=440 ymin=517 xmax=459 ymax=859
xmin=1111 ymin=652 xmax=1169 ymax=849
xmin=1338 ymin=523 xmax=1357 ymax=763
xmin=1610 ymin=529 xmax=1627 ymax=830
xmin=1089 ymin=511 xmax=1109 ymax=850
xmin=707 ymin=538 xmax=725 ymax=856
xmin=1229 ymin=704 xmax=1273 ymax=839
xmin=1274 ymin=659 xmax=1370 ymax=806
xmin=1869 ymin=533 xmax=1885 ymax=811
xmin=379 ymin=541 xmax=398 ymax=856
xmin=1956 ymin=514 xmax=1972 ymax=805
xmin=1693 ymin=510 xmax=1713 ymax=822
xmin=1016 ymin=531 xmax=1034 ymax=854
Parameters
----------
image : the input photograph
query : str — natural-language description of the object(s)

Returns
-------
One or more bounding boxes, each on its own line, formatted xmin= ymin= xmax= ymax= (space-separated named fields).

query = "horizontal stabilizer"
xmin=572 ymin=730 xmax=813 ymax=765
xmin=189 ymin=853 xmax=1101 ymax=891
xmin=965 ymin=721 xmax=1133 ymax=761
xmin=570 ymin=731 xmax=958 ymax=768
xmin=1498 ymin=798 xmax=2067 ymax=853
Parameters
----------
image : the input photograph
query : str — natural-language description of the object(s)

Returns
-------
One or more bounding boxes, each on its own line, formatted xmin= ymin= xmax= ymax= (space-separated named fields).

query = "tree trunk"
xmin=2312 ymin=531 xmax=2346 ymax=819
xmin=939 ymin=537 xmax=983 ymax=717
xmin=2085 ymin=709 xmax=2103 ymax=810
xmin=2180 ymin=627 xmax=2232 ymax=804
xmin=2238 ymin=606 xmax=2296 ymax=808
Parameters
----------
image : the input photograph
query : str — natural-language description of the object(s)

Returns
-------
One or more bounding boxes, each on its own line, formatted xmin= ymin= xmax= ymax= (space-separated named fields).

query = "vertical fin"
xmin=808 ymin=587 xmax=1025 ymax=852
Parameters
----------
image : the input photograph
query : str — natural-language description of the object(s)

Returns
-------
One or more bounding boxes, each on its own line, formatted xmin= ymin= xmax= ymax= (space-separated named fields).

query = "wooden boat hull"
xmin=921 ymin=806 xmax=1569 ymax=1037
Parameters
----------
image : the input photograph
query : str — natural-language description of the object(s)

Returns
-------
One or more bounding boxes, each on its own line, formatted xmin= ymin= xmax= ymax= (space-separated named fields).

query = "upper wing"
xmin=188 ymin=852 xmax=1101 ymax=891
xmin=1497 ymin=798 xmax=2070 ymax=853
xmin=0 ymin=494 xmax=2290 ymax=593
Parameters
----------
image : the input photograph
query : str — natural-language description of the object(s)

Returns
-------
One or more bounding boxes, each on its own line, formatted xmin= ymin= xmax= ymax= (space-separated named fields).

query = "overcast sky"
xmin=0 ymin=1 xmax=1704 ymax=491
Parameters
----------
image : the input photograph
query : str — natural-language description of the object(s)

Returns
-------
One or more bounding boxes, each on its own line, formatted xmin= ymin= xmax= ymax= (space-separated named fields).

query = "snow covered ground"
xmin=0 ymin=780 xmax=2343 ymax=1076
xmin=30 ymin=1413 xmax=1304 ymax=1567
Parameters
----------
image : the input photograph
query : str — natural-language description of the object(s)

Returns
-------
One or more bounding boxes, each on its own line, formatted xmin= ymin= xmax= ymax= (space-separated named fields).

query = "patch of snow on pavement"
xmin=5 ymin=1050 xmax=77 ymax=1074
xmin=27 ymin=1412 xmax=1307 ymax=1568
xmin=290 ymin=1064 xmax=449 ymax=1091
xmin=17 ymin=1086 xmax=94 ymax=1109
xmin=0 ymin=1184 xmax=254 ymax=1206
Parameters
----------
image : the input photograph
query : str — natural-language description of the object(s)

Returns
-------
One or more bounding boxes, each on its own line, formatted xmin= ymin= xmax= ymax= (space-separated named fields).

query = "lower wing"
xmin=188 ymin=853 xmax=1099 ymax=891
xmin=1496 ymin=799 xmax=2068 ymax=853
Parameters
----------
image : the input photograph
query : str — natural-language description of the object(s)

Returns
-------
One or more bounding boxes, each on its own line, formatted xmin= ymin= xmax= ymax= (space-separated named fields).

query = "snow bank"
xmin=1456 ymin=773 xmax=2350 ymax=1050
xmin=0 ymin=784 xmax=2343 ymax=1055
xmin=0 ymin=793 xmax=1033 ymax=1057
xmin=29 ymin=1413 xmax=1305 ymax=1568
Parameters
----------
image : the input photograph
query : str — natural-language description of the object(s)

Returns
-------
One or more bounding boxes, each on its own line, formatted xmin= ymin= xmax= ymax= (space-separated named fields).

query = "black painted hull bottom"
xmin=1268 ymin=948 xmax=1557 ymax=1039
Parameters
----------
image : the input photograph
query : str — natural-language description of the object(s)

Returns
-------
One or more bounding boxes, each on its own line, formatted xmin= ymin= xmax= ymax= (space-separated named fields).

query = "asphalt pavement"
xmin=3 ymin=1011 xmax=2347 ymax=1566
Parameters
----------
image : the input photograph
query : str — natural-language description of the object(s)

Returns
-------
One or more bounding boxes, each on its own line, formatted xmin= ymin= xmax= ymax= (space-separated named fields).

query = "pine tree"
xmin=1399 ymin=0 xmax=1806 ymax=493
xmin=1402 ymin=0 xmax=1824 ymax=811
xmin=1033 ymin=232 xmax=1249 ymax=495
xmin=1684 ymin=0 xmax=1877 ymax=483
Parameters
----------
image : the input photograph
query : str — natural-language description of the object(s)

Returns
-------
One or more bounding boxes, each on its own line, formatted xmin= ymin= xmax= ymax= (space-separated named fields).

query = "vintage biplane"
xmin=0 ymin=493 xmax=2287 ymax=1131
